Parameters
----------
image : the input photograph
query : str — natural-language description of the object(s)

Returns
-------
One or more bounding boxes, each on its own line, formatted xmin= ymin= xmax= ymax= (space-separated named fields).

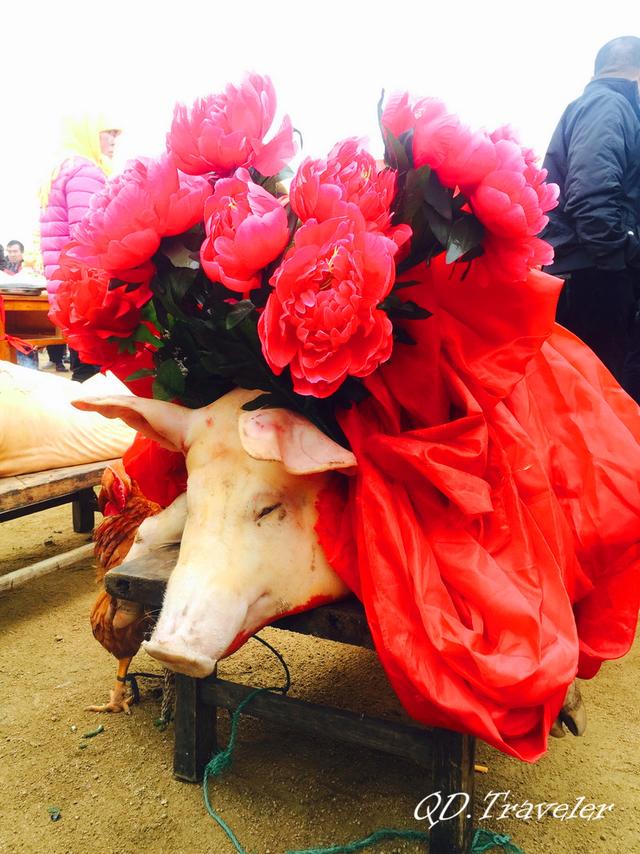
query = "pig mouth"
xmin=142 ymin=639 xmax=216 ymax=679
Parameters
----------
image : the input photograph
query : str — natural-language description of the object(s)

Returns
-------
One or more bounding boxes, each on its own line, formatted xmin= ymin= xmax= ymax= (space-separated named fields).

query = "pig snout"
xmin=142 ymin=587 xmax=249 ymax=678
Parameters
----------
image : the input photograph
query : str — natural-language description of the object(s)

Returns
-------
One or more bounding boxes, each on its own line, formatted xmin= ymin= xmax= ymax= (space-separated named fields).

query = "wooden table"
xmin=107 ymin=547 xmax=476 ymax=854
xmin=0 ymin=292 xmax=65 ymax=362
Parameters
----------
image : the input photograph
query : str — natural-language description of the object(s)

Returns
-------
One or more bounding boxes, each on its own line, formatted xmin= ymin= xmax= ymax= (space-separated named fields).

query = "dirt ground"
xmin=0 ymin=502 xmax=638 ymax=854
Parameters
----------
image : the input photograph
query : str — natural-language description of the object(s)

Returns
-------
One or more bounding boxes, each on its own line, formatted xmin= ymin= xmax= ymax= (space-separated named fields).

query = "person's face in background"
xmin=99 ymin=129 xmax=121 ymax=159
xmin=6 ymin=244 xmax=23 ymax=265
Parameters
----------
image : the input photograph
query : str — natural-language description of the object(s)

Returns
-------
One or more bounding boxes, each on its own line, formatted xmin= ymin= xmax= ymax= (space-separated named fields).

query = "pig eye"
xmin=255 ymin=502 xmax=283 ymax=521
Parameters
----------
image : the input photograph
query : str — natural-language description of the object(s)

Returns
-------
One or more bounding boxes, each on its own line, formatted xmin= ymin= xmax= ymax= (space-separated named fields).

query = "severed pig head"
xmin=72 ymin=388 xmax=354 ymax=677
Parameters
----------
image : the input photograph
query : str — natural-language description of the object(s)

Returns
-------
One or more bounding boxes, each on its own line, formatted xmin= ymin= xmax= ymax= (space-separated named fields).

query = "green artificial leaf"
xmin=241 ymin=393 xmax=281 ymax=411
xmin=133 ymin=324 xmax=162 ymax=347
xmin=424 ymin=205 xmax=451 ymax=249
xmin=124 ymin=368 xmax=155 ymax=382
xmin=383 ymin=128 xmax=411 ymax=173
xmin=424 ymin=170 xmax=453 ymax=220
xmin=179 ymin=222 xmax=206 ymax=252
xmin=380 ymin=293 xmax=431 ymax=320
xmin=151 ymin=379 xmax=173 ymax=402
xmin=445 ymin=215 xmax=485 ymax=264
xmin=391 ymin=279 xmax=420 ymax=291
xmin=225 ymin=300 xmax=256 ymax=330
xmin=158 ymin=358 xmax=185 ymax=390
xmin=393 ymin=326 xmax=417 ymax=345
xmin=110 ymin=335 xmax=136 ymax=355
xmin=397 ymin=165 xmax=431 ymax=222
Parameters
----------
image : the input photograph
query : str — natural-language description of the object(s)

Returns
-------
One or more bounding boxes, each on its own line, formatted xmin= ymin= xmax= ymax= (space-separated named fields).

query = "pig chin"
xmin=142 ymin=591 xmax=249 ymax=679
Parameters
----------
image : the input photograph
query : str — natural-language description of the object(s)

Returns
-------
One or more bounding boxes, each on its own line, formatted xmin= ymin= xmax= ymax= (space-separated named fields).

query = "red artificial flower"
xmin=258 ymin=209 xmax=399 ymax=398
xmin=48 ymin=254 xmax=154 ymax=368
xmin=167 ymin=73 xmax=296 ymax=177
xmin=200 ymin=167 xmax=290 ymax=293
xmin=290 ymin=138 xmax=394 ymax=229
xmin=70 ymin=153 xmax=211 ymax=273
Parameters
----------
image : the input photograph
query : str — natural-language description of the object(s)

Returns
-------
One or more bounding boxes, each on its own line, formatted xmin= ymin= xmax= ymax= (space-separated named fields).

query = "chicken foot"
xmin=86 ymin=656 xmax=135 ymax=714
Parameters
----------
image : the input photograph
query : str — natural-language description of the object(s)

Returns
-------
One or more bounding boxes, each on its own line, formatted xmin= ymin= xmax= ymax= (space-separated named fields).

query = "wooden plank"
xmin=0 ymin=459 xmax=117 ymax=513
xmin=0 ymin=543 xmax=95 ymax=593
xmin=201 ymin=676 xmax=448 ymax=771
xmin=106 ymin=548 xmax=176 ymax=608
xmin=106 ymin=547 xmax=373 ymax=646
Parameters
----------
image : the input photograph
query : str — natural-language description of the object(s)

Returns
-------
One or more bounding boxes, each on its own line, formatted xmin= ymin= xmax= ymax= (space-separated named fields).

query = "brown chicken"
xmin=89 ymin=463 xmax=161 ymax=713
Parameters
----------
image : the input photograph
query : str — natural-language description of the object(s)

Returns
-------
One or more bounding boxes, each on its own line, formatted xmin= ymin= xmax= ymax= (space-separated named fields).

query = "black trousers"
xmin=47 ymin=344 xmax=66 ymax=365
xmin=69 ymin=347 xmax=100 ymax=383
xmin=555 ymin=267 xmax=640 ymax=403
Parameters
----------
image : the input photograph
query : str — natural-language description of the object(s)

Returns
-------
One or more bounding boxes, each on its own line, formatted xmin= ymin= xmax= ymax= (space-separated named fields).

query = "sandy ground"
xmin=0 ymin=496 xmax=638 ymax=853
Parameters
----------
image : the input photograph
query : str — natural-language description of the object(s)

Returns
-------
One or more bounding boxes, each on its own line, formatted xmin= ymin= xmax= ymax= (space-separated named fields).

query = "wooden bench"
xmin=0 ymin=292 xmax=65 ymax=363
xmin=0 ymin=459 xmax=117 ymax=532
xmin=106 ymin=547 xmax=476 ymax=854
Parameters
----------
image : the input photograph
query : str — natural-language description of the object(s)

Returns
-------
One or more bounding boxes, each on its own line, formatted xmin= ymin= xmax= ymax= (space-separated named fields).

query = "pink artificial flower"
xmin=381 ymin=92 xmax=447 ymax=139
xmin=258 ymin=210 xmax=399 ymax=398
xmin=200 ymin=167 xmax=290 ymax=293
xmin=167 ymin=73 xmax=296 ymax=177
xmin=291 ymin=139 xmax=390 ymax=228
xmin=71 ymin=154 xmax=211 ymax=273
xmin=469 ymin=139 xmax=558 ymax=239
xmin=382 ymin=91 xmax=496 ymax=192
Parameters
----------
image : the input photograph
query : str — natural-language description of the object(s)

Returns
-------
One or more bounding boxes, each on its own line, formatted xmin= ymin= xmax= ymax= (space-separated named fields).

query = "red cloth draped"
xmin=316 ymin=257 xmax=640 ymax=762
xmin=122 ymin=433 xmax=187 ymax=508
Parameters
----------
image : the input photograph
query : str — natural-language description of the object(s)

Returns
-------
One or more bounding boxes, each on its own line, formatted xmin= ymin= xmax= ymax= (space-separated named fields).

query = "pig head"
xmin=73 ymin=388 xmax=354 ymax=678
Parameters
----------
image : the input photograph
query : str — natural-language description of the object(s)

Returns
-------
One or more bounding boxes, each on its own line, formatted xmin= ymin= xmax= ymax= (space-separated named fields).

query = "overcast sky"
xmin=1 ymin=0 xmax=637 ymax=248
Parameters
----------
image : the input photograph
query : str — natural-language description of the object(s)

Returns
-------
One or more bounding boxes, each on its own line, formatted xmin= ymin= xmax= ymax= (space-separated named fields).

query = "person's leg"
xmin=46 ymin=344 xmax=66 ymax=369
xmin=622 ymin=280 xmax=640 ymax=403
xmin=69 ymin=347 xmax=100 ymax=382
xmin=556 ymin=268 xmax=634 ymax=386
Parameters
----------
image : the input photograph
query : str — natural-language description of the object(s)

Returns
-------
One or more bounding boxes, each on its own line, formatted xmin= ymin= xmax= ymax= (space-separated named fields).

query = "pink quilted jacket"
xmin=40 ymin=157 xmax=106 ymax=292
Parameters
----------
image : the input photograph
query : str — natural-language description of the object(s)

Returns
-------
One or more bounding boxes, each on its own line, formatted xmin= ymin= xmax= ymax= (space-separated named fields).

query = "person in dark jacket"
xmin=542 ymin=36 xmax=640 ymax=402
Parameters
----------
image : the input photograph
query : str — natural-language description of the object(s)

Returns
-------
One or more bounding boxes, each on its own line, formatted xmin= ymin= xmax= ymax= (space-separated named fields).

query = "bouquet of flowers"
xmin=50 ymin=75 xmax=640 ymax=764
xmin=50 ymin=73 xmax=557 ymax=443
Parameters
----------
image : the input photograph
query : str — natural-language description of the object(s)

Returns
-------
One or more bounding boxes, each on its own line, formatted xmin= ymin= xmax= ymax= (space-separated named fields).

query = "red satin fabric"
xmin=316 ymin=257 xmax=640 ymax=762
xmin=122 ymin=433 xmax=187 ymax=508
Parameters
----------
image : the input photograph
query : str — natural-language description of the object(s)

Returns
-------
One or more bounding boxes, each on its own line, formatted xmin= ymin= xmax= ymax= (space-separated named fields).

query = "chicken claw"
xmin=86 ymin=681 xmax=134 ymax=714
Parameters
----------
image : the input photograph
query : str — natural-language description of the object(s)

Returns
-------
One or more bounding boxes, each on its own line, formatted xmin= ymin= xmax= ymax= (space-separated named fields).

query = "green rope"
xmin=202 ymin=635 xmax=291 ymax=851
xmin=471 ymin=829 xmax=525 ymax=853
xmin=201 ymin=637 xmax=524 ymax=854
xmin=286 ymin=828 xmax=429 ymax=852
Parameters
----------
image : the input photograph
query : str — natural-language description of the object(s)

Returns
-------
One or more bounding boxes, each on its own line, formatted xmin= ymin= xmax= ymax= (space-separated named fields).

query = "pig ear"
xmin=71 ymin=395 xmax=191 ymax=454
xmin=238 ymin=408 xmax=357 ymax=475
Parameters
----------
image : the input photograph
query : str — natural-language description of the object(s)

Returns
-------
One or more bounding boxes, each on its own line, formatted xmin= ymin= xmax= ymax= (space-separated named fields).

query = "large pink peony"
xmin=291 ymin=138 xmax=397 ymax=230
xmin=70 ymin=154 xmax=211 ymax=273
xmin=167 ymin=73 xmax=296 ymax=177
xmin=469 ymin=139 xmax=558 ymax=239
xmin=200 ymin=167 xmax=290 ymax=293
xmin=258 ymin=209 xmax=399 ymax=398
xmin=382 ymin=92 xmax=497 ymax=192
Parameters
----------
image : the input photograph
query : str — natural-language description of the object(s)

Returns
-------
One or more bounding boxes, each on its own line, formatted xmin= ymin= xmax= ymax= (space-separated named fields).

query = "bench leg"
xmin=72 ymin=488 xmax=97 ymax=533
xmin=427 ymin=732 xmax=476 ymax=854
xmin=173 ymin=672 xmax=217 ymax=782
